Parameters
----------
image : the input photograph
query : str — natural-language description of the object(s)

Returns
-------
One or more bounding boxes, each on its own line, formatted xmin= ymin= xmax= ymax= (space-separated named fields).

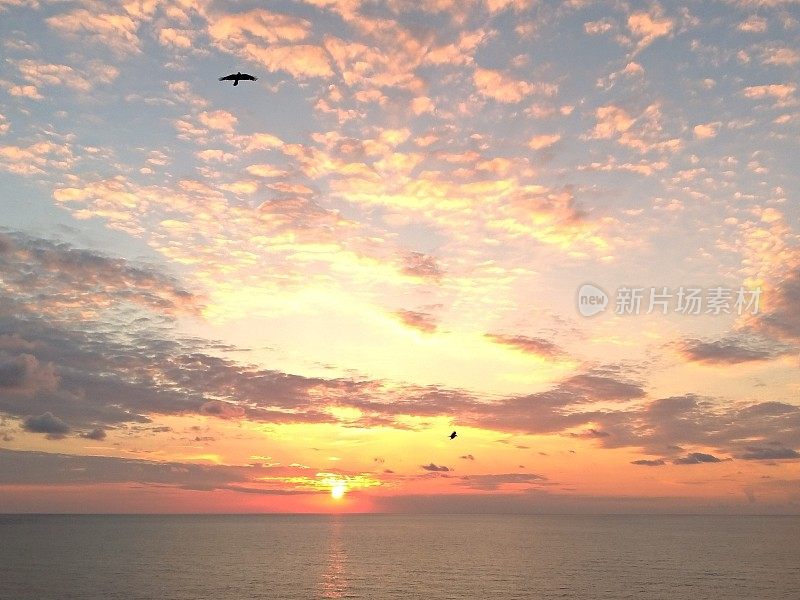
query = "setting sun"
xmin=331 ymin=484 xmax=346 ymax=500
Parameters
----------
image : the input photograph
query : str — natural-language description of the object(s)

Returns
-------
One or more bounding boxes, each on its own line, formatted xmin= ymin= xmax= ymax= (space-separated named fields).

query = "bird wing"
xmin=218 ymin=74 xmax=237 ymax=81
xmin=240 ymin=74 xmax=258 ymax=81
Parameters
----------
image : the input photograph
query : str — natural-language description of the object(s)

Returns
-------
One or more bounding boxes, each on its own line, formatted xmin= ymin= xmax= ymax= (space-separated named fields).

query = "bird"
xmin=449 ymin=431 xmax=457 ymax=440
xmin=218 ymin=72 xmax=258 ymax=86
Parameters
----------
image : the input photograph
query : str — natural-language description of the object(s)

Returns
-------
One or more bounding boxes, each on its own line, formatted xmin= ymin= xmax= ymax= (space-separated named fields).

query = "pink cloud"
xmin=46 ymin=9 xmax=140 ymax=54
xmin=243 ymin=44 xmax=333 ymax=78
xmin=474 ymin=67 xmax=556 ymax=103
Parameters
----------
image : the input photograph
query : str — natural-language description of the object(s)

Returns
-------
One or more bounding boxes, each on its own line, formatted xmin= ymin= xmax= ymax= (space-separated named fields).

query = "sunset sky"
xmin=1 ymin=0 xmax=799 ymax=513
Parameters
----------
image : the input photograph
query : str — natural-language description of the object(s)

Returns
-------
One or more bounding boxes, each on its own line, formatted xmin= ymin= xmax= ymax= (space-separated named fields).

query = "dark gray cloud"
xmin=677 ymin=336 xmax=790 ymax=364
xmin=421 ymin=463 xmax=450 ymax=472
xmin=1 ymin=231 xmax=798 ymax=471
xmin=568 ymin=428 xmax=610 ymax=439
xmin=740 ymin=446 xmax=800 ymax=461
xmin=0 ymin=232 xmax=374 ymax=432
xmin=0 ymin=352 xmax=58 ymax=392
xmin=673 ymin=452 xmax=724 ymax=465
xmin=0 ymin=230 xmax=200 ymax=319
xmin=22 ymin=412 xmax=70 ymax=438
xmin=469 ymin=371 xmax=644 ymax=435
xmin=594 ymin=396 xmax=800 ymax=461
xmin=0 ymin=448 xmax=316 ymax=494
xmin=460 ymin=454 xmax=475 ymax=460
xmin=80 ymin=427 xmax=107 ymax=440
xmin=631 ymin=459 xmax=666 ymax=466
xmin=755 ymin=264 xmax=800 ymax=342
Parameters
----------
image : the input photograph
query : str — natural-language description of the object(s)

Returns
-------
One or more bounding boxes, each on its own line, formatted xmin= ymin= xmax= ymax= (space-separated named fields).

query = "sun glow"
xmin=331 ymin=483 xmax=346 ymax=500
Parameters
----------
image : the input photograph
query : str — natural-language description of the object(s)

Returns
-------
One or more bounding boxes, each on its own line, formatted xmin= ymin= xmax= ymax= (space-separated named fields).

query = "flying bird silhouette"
xmin=449 ymin=431 xmax=457 ymax=440
xmin=218 ymin=72 xmax=258 ymax=86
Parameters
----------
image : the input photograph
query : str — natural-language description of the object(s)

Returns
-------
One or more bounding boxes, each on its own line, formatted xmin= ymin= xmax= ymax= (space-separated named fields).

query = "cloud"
xmin=740 ymin=446 xmax=800 ymax=461
xmin=673 ymin=452 xmax=723 ymax=465
xmin=473 ymin=67 xmax=555 ymax=103
xmin=755 ymin=263 xmax=800 ymax=342
xmin=246 ymin=164 xmax=288 ymax=178
xmin=568 ymin=428 xmax=610 ymax=439
xmin=401 ymin=252 xmax=443 ymax=281
xmin=15 ymin=59 xmax=118 ymax=93
xmin=471 ymin=371 xmax=645 ymax=435
xmin=591 ymin=105 xmax=635 ymax=138
xmin=631 ymin=459 xmax=666 ymax=466
xmin=199 ymin=110 xmax=238 ymax=132
xmin=598 ymin=395 xmax=800 ymax=458
xmin=3 ymin=83 xmax=42 ymax=100
xmin=239 ymin=45 xmax=333 ymax=79
xmin=80 ymin=427 xmax=107 ymax=441
xmin=23 ymin=412 xmax=70 ymax=439
xmin=158 ymin=28 xmax=194 ymax=49
xmin=677 ymin=337 xmax=788 ymax=365
xmin=2 ymin=234 xmax=795 ymax=466
xmin=0 ymin=447 xmax=297 ymax=491
xmin=693 ymin=122 xmax=719 ymax=140
xmin=761 ymin=47 xmax=800 ymax=66
xmin=528 ymin=134 xmax=561 ymax=150
xmin=205 ymin=8 xmax=331 ymax=79
xmin=394 ymin=310 xmax=438 ymax=334
xmin=0 ymin=231 xmax=200 ymax=317
xmin=411 ymin=96 xmax=435 ymax=114
xmin=421 ymin=463 xmax=450 ymax=472
xmin=485 ymin=334 xmax=564 ymax=359
xmin=0 ymin=352 xmax=58 ymax=393
xmin=588 ymin=103 xmax=680 ymax=154
xmin=627 ymin=11 xmax=673 ymax=52
xmin=460 ymin=472 xmax=546 ymax=490
xmin=207 ymin=9 xmax=311 ymax=46
xmin=741 ymin=84 xmax=796 ymax=106
xmin=738 ymin=16 xmax=767 ymax=32
xmin=584 ymin=20 xmax=613 ymax=35
xmin=200 ymin=400 xmax=246 ymax=419
xmin=484 ymin=0 xmax=532 ymax=13
xmin=0 ymin=140 xmax=74 ymax=176
xmin=0 ymin=0 xmax=40 ymax=11
xmin=46 ymin=9 xmax=140 ymax=54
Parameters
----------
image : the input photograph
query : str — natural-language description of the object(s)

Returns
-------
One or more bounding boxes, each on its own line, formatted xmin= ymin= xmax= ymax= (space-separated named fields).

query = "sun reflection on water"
xmin=319 ymin=517 xmax=348 ymax=599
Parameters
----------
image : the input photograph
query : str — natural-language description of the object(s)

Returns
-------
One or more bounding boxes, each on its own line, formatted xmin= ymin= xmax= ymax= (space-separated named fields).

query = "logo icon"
xmin=577 ymin=283 xmax=608 ymax=317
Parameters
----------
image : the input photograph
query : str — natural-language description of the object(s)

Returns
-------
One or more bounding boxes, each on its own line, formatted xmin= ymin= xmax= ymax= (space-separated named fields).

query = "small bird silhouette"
xmin=218 ymin=72 xmax=258 ymax=86
xmin=449 ymin=431 xmax=457 ymax=440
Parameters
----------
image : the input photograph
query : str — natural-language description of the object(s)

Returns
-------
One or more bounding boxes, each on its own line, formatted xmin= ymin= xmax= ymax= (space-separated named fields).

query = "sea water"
xmin=0 ymin=514 xmax=798 ymax=599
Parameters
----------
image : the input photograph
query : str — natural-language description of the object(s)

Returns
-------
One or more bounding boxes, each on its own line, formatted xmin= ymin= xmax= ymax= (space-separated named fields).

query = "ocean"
xmin=0 ymin=514 xmax=797 ymax=599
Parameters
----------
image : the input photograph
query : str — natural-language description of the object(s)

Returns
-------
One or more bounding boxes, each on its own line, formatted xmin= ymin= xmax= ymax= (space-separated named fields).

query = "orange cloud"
xmin=693 ymin=122 xmax=719 ymax=140
xmin=742 ymin=84 xmax=795 ymax=101
xmin=0 ymin=140 xmax=74 ymax=176
xmin=243 ymin=44 xmax=333 ymax=78
xmin=627 ymin=11 xmax=673 ymax=52
xmin=46 ymin=9 xmax=140 ymax=54
xmin=208 ymin=9 xmax=310 ymax=46
xmin=199 ymin=110 xmax=238 ymax=132
xmin=528 ymin=134 xmax=561 ymax=150
xmin=473 ymin=67 xmax=555 ymax=103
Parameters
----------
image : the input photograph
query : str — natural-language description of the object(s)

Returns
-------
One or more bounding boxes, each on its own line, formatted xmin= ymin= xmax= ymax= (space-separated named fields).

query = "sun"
xmin=330 ymin=483 xmax=346 ymax=500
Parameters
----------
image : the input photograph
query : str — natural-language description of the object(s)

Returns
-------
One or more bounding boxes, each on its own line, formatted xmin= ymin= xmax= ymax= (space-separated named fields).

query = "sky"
xmin=0 ymin=0 xmax=799 ymax=514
